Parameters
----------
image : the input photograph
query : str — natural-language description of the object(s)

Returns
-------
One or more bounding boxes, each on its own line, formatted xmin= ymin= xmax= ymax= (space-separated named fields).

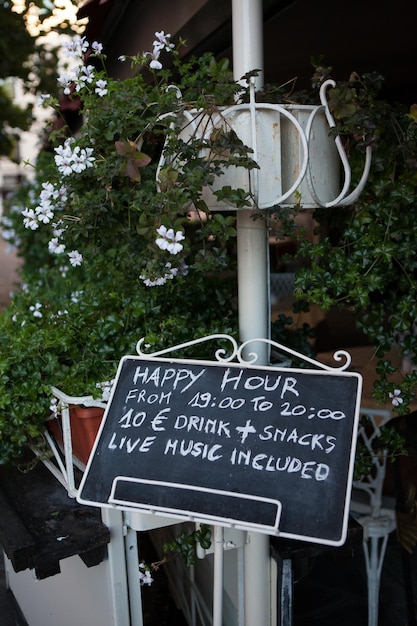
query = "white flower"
xmin=54 ymin=139 xmax=95 ymax=176
xmin=70 ymin=147 xmax=88 ymax=173
xmin=22 ymin=207 xmax=39 ymax=230
xmin=29 ymin=303 xmax=43 ymax=318
xmin=96 ymin=379 xmax=115 ymax=401
xmin=140 ymin=570 xmax=154 ymax=586
xmin=68 ymin=156 xmax=81 ymax=173
xmin=76 ymin=64 xmax=95 ymax=89
xmin=68 ymin=250 xmax=83 ymax=267
xmin=91 ymin=41 xmax=103 ymax=54
xmin=155 ymin=225 xmax=170 ymax=250
xmin=50 ymin=398 xmax=59 ymax=416
xmin=147 ymin=32 xmax=174 ymax=71
xmin=95 ymin=79 xmax=108 ymax=97
xmin=149 ymin=57 xmax=162 ymax=70
xmin=48 ymin=238 xmax=66 ymax=255
xmin=35 ymin=201 xmax=54 ymax=224
xmin=39 ymin=181 xmax=55 ymax=200
xmin=118 ymin=55 xmax=126 ymax=62
xmin=178 ymin=261 xmax=189 ymax=277
xmin=167 ymin=233 xmax=185 ymax=254
xmin=33 ymin=182 xmax=67 ymax=224
xmin=164 ymin=262 xmax=177 ymax=279
xmin=52 ymin=223 xmax=66 ymax=238
xmin=57 ymin=71 xmax=74 ymax=95
xmin=1 ymin=229 xmax=15 ymax=242
xmin=83 ymin=147 xmax=95 ymax=168
xmin=56 ymin=185 xmax=68 ymax=204
xmin=60 ymin=65 xmax=84 ymax=94
xmin=1 ymin=215 xmax=12 ymax=228
xmin=155 ymin=225 xmax=185 ymax=255
xmin=389 ymin=389 xmax=403 ymax=406
xmin=71 ymin=290 xmax=84 ymax=303
xmin=62 ymin=36 xmax=89 ymax=59
xmin=37 ymin=93 xmax=51 ymax=106
xmin=153 ymin=31 xmax=174 ymax=52
xmin=139 ymin=258 xmax=187 ymax=287
xmin=139 ymin=273 xmax=168 ymax=287
xmin=54 ymin=141 xmax=74 ymax=175
xmin=139 ymin=562 xmax=153 ymax=586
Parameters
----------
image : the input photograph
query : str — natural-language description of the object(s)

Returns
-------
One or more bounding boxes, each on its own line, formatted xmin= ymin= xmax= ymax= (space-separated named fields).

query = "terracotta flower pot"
xmin=47 ymin=405 xmax=105 ymax=465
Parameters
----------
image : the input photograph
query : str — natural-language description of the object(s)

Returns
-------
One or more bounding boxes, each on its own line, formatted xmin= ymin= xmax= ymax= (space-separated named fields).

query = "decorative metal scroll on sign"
xmin=136 ymin=334 xmax=352 ymax=372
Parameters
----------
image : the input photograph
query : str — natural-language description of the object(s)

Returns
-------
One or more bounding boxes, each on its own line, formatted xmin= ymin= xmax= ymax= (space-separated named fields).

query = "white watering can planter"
xmin=156 ymin=79 xmax=372 ymax=210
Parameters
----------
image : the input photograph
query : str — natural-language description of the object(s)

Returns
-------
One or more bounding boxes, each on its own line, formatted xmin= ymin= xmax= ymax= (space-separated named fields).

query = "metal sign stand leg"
xmin=101 ymin=508 xmax=137 ymax=626
xmin=123 ymin=516 xmax=144 ymax=626
xmin=276 ymin=556 xmax=294 ymax=626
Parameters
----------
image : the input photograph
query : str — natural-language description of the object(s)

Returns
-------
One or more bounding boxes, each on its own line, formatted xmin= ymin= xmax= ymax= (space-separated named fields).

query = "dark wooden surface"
xmin=0 ymin=456 xmax=110 ymax=579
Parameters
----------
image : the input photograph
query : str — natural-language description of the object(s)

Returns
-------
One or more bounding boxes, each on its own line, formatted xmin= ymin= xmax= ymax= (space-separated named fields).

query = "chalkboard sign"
xmin=77 ymin=355 xmax=362 ymax=545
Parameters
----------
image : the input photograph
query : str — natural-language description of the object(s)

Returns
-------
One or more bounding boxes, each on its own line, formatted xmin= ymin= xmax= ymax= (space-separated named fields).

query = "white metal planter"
xmin=156 ymin=79 xmax=371 ymax=210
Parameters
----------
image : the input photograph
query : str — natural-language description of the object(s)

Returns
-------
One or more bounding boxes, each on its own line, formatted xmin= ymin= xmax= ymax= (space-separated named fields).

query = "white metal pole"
xmin=213 ymin=525 xmax=224 ymax=626
xmin=232 ymin=0 xmax=269 ymax=365
xmin=232 ymin=1 xmax=271 ymax=626
xmin=124 ymin=514 xmax=144 ymax=626
xmin=101 ymin=508 xmax=131 ymax=626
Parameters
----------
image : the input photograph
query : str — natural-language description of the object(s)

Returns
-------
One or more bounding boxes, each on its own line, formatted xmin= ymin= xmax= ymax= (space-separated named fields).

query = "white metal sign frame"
xmin=77 ymin=334 xmax=362 ymax=548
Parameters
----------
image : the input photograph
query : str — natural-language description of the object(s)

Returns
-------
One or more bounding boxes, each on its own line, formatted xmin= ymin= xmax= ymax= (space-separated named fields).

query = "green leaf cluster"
xmin=292 ymin=71 xmax=417 ymax=429
xmin=0 ymin=40 xmax=253 ymax=464
xmin=163 ymin=524 xmax=211 ymax=567
xmin=0 ymin=1 xmax=79 ymax=158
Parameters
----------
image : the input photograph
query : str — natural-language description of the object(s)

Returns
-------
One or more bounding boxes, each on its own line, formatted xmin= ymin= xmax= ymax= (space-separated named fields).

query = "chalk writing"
xmin=105 ymin=361 xmax=345 ymax=483
xmin=104 ymin=360 xmax=351 ymax=483
xmin=78 ymin=356 xmax=362 ymax=544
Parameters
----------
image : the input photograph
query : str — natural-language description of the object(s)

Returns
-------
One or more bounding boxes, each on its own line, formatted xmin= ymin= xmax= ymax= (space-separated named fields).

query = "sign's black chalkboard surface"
xmin=77 ymin=354 xmax=362 ymax=546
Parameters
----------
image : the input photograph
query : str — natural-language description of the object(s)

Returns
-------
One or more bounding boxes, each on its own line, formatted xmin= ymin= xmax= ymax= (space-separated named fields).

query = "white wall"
xmin=4 ymin=552 xmax=116 ymax=626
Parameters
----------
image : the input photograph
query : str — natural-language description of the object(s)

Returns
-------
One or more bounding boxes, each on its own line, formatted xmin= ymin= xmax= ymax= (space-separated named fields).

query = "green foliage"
xmin=270 ymin=311 xmax=316 ymax=366
xmin=0 ymin=1 xmax=79 ymax=158
xmin=0 ymin=6 xmax=35 ymax=81
xmin=353 ymin=416 xmax=407 ymax=481
xmin=163 ymin=524 xmax=212 ymax=567
xmin=0 ymin=35 xmax=255 ymax=465
xmin=291 ymin=68 xmax=417 ymax=463
xmin=3 ymin=33 xmax=415 ymax=474
xmin=0 ymin=5 xmax=35 ymax=155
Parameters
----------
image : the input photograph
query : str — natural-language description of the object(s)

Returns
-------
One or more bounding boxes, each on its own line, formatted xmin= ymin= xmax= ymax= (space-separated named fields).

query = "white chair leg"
xmin=363 ymin=533 xmax=389 ymax=626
